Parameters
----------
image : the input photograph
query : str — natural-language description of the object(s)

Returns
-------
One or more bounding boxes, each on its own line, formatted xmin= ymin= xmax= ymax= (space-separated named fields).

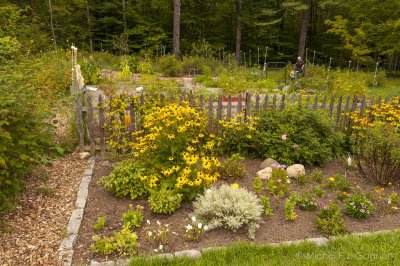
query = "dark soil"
xmin=72 ymin=157 xmax=400 ymax=265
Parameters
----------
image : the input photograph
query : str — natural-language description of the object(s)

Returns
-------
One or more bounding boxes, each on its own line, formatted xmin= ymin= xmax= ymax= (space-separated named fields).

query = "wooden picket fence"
xmin=74 ymin=89 xmax=397 ymax=154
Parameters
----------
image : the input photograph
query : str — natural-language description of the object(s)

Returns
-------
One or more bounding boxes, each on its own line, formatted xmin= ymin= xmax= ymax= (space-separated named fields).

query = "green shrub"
xmin=352 ymin=125 xmax=400 ymax=185
xmin=325 ymin=175 xmax=351 ymax=192
xmin=148 ymin=188 xmax=183 ymax=214
xmin=345 ymin=193 xmax=373 ymax=219
xmin=256 ymin=106 xmax=343 ymax=165
xmin=0 ymin=84 xmax=53 ymax=214
xmin=98 ymin=159 xmax=149 ymax=200
xmin=220 ymin=153 xmax=246 ymax=179
xmin=158 ymin=55 xmax=181 ymax=76
xmin=192 ymin=184 xmax=263 ymax=239
xmin=92 ymin=225 xmax=139 ymax=256
xmin=316 ymin=202 xmax=348 ymax=236
xmin=121 ymin=205 xmax=144 ymax=229
xmin=93 ymin=215 xmax=107 ymax=230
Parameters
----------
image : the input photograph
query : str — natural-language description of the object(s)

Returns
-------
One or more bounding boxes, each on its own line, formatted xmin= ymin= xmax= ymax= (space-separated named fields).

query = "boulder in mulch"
xmin=260 ymin=158 xmax=279 ymax=170
xmin=287 ymin=164 xmax=305 ymax=178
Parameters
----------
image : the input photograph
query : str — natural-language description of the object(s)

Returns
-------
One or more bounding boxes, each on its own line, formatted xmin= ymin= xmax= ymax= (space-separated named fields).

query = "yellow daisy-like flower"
xmin=328 ymin=177 xmax=335 ymax=182
xmin=168 ymin=156 xmax=174 ymax=161
xmin=231 ymin=183 xmax=239 ymax=189
xmin=167 ymin=134 xmax=175 ymax=140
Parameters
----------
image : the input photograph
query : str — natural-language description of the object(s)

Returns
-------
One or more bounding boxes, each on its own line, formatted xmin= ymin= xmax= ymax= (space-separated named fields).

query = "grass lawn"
xmin=129 ymin=230 xmax=400 ymax=266
xmin=367 ymin=77 xmax=400 ymax=97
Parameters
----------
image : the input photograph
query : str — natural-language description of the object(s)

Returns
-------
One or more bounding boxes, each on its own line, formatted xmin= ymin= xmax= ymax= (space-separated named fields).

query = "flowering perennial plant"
xmin=267 ymin=168 xmax=291 ymax=197
xmin=182 ymin=216 xmax=208 ymax=241
xmin=144 ymin=220 xmax=172 ymax=253
xmin=344 ymin=193 xmax=373 ymax=219
xmin=130 ymin=103 xmax=221 ymax=201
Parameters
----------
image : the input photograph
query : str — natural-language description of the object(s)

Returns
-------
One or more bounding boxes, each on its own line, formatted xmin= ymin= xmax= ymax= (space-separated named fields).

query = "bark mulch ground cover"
xmin=73 ymin=156 xmax=400 ymax=265
xmin=0 ymin=153 xmax=88 ymax=266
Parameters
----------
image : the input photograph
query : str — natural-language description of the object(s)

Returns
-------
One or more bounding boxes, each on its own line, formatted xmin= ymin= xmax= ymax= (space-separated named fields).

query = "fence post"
xmin=263 ymin=95 xmax=269 ymax=111
xmin=360 ymin=96 xmax=366 ymax=116
xmin=305 ymin=95 xmax=311 ymax=109
xmin=199 ymin=95 xmax=204 ymax=112
xmin=217 ymin=94 xmax=223 ymax=132
xmin=298 ymin=94 xmax=302 ymax=108
xmin=255 ymin=94 xmax=260 ymax=114
xmin=237 ymin=93 xmax=243 ymax=121
xmin=76 ymin=93 xmax=84 ymax=152
xmin=321 ymin=95 xmax=327 ymax=109
xmin=280 ymin=94 xmax=285 ymax=110
xmin=98 ymin=95 xmax=105 ymax=154
xmin=272 ymin=94 xmax=277 ymax=112
xmin=189 ymin=90 xmax=194 ymax=107
xmin=341 ymin=96 xmax=350 ymax=130
xmin=245 ymin=92 xmax=251 ymax=120
xmin=313 ymin=95 xmax=319 ymax=110
xmin=328 ymin=95 xmax=335 ymax=118
xmin=87 ymin=94 xmax=96 ymax=155
xmin=227 ymin=94 xmax=232 ymax=119
xmin=207 ymin=94 xmax=213 ymax=133
xmin=335 ymin=95 xmax=343 ymax=128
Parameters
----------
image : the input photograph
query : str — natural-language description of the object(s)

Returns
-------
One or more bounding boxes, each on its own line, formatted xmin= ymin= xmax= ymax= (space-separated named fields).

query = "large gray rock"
xmin=260 ymin=158 xmax=279 ymax=170
xmin=286 ymin=164 xmax=305 ymax=178
xmin=257 ymin=167 xmax=273 ymax=180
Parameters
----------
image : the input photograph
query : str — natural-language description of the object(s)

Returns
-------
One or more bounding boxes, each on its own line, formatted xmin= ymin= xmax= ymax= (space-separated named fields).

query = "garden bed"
xmin=72 ymin=156 xmax=400 ymax=265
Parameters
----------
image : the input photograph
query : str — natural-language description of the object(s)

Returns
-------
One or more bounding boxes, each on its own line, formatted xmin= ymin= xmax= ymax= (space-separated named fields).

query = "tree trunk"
xmin=29 ymin=0 xmax=35 ymax=17
xmin=122 ymin=0 xmax=127 ymax=32
xmin=235 ymin=0 xmax=242 ymax=64
xmin=298 ymin=0 xmax=310 ymax=57
xmin=48 ymin=0 xmax=57 ymax=48
xmin=85 ymin=0 xmax=93 ymax=52
xmin=173 ymin=0 xmax=181 ymax=59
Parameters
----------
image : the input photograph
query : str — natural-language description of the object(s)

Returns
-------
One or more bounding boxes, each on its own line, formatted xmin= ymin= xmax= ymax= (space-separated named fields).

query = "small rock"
xmin=287 ymin=164 xmax=305 ymax=178
xmin=260 ymin=158 xmax=279 ymax=170
xmin=257 ymin=167 xmax=273 ymax=180
xmin=174 ymin=249 xmax=201 ymax=259
xmin=79 ymin=152 xmax=91 ymax=160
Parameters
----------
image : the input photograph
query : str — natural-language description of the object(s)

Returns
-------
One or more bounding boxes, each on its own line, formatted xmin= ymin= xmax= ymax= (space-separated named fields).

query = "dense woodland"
xmin=1 ymin=0 xmax=400 ymax=70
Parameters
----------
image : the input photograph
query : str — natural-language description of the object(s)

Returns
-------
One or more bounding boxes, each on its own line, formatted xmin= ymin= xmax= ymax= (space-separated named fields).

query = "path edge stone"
xmin=59 ymin=157 xmax=95 ymax=266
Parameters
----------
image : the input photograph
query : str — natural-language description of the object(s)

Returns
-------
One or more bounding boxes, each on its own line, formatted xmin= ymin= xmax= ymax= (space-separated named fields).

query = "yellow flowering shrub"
xmin=349 ymin=97 xmax=400 ymax=185
xmin=131 ymin=103 xmax=221 ymax=201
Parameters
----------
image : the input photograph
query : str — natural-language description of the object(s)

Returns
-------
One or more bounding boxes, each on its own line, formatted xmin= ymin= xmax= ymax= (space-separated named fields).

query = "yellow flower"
xmin=231 ymin=183 xmax=239 ymax=189
xmin=246 ymin=134 xmax=252 ymax=139
xmin=167 ymin=134 xmax=175 ymax=140
xmin=168 ymin=156 xmax=174 ymax=161
xmin=290 ymin=212 xmax=298 ymax=220
xmin=328 ymin=177 xmax=335 ymax=182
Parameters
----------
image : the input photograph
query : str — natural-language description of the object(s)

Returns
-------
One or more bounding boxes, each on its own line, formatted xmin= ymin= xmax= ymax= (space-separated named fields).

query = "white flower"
xmin=287 ymin=180 xmax=291 ymax=184
xmin=185 ymin=224 xmax=193 ymax=230
xmin=165 ymin=224 xmax=169 ymax=227
xmin=388 ymin=199 xmax=392 ymax=204
xmin=156 ymin=220 xmax=161 ymax=226
xmin=198 ymin=223 xmax=203 ymax=229
xmin=204 ymin=225 xmax=209 ymax=231
xmin=191 ymin=216 xmax=196 ymax=222
xmin=206 ymin=189 xmax=212 ymax=193
xmin=159 ymin=244 xmax=163 ymax=250
xmin=154 ymin=249 xmax=158 ymax=253
xmin=148 ymin=231 xmax=153 ymax=236
xmin=146 ymin=220 xmax=151 ymax=225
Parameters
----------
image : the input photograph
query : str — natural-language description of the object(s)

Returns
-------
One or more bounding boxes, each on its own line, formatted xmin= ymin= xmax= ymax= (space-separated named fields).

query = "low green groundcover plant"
xmin=92 ymin=225 xmax=139 ymax=256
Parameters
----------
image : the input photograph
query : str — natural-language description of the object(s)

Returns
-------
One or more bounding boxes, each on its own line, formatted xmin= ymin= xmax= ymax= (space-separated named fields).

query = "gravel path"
xmin=0 ymin=153 xmax=88 ymax=266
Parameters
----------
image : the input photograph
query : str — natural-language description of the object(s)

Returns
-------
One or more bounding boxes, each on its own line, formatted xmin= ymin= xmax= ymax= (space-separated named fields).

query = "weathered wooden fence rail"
xmin=75 ymin=90 xmax=397 ymax=154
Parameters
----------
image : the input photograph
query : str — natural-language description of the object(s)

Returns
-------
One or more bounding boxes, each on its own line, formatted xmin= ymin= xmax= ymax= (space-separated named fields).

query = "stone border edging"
xmin=59 ymin=157 xmax=95 ymax=266
xmin=88 ymin=228 xmax=399 ymax=266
